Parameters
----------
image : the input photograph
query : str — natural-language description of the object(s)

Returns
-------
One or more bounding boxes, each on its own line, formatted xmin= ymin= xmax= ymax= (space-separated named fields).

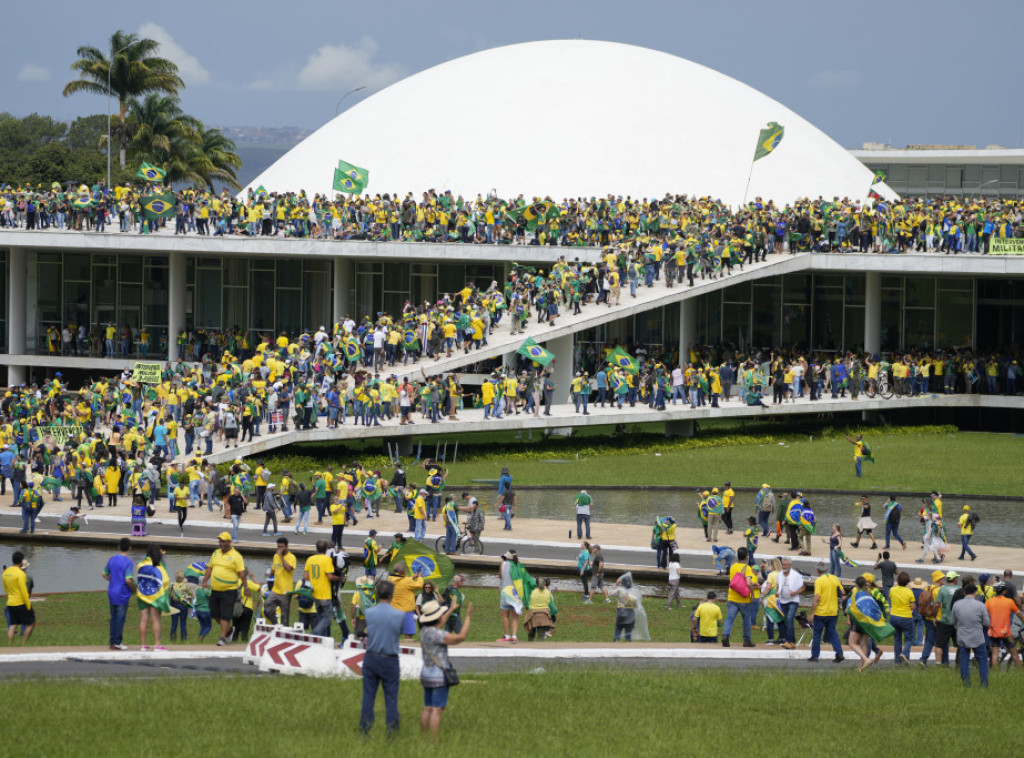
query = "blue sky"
xmin=6 ymin=0 xmax=1022 ymax=148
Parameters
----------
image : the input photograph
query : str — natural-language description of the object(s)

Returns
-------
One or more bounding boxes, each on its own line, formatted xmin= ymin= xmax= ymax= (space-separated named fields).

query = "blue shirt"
xmin=498 ymin=473 xmax=512 ymax=494
xmin=104 ymin=554 xmax=135 ymax=605
xmin=153 ymin=424 xmax=168 ymax=446
xmin=364 ymin=602 xmax=405 ymax=656
xmin=0 ymin=450 xmax=14 ymax=471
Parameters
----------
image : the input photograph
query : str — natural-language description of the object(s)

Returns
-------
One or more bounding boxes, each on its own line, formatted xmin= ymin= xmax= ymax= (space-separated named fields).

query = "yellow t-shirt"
xmin=173 ymin=485 xmax=190 ymax=508
xmin=958 ymin=513 xmax=973 ymax=536
xmin=389 ymin=574 xmax=424 ymax=613
xmin=208 ymin=548 xmax=245 ymax=591
xmin=694 ymin=601 xmax=723 ymax=637
xmin=304 ymin=554 xmax=335 ymax=601
xmin=727 ymin=562 xmax=757 ymax=604
xmin=812 ymin=573 xmax=843 ymax=616
xmin=271 ymin=551 xmax=296 ymax=595
xmin=889 ymin=585 xmax=915 ymax=619
xmin=330 ymin=502 xmax=346 ymax=526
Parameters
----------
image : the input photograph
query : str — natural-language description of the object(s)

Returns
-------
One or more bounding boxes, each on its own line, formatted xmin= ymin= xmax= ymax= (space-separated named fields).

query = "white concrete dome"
xmin=249 ymin=40 xmax=891 ymax=206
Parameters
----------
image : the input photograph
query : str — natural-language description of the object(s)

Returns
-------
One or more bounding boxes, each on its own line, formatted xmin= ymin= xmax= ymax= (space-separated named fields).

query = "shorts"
xmin=209 ymin=589 xmax=239 ymax=621
xmin=7 ymin=605 xmax=35 ymax=626
xmin=422 ymin=684 xmax=449 ymax=708
xmin=402 ymin=611 xmax=417 ymax=636
xmin=499 ymin=597 xmax=519 ymax=613
xmin=592 ymin=574 xmax=605 ymax=590
xmin=934 ymin=622 xmax=955 ymax=649
xmin=225 ymin=428 xmax=238 ymax=439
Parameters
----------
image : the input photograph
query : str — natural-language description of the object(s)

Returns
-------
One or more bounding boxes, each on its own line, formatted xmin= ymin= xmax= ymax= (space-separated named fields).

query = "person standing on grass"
xmin=202 ymin=531 xmax=247 ymax=646
xmin=577 ymin=541 xmax=592 ymax=600
xmin=691 ymin=591 xmax=723 ymax=642
xmin=665 ymin=552 xmax=682 ymax=610
xmin=952 ymin=583 xmax=990 ymax=687
xmin=986 ymin=582 xmax=1024 ymax=669
xmin=3 ymin=552 xmax=35 ymax=644
xmin=722 ymin=546 xmax=758 ymax=648
xmin=418 ymin=598 xmax=473 ymax=741
xmin=498 ymin=550 xmax=523 ymax=642
xmin=844 ymin=434 xmax=867 ymax=478
xmin=574 ymin=489 xmax=593 ymax=539
xmin=807 ymin=561 xmax=845 ymax=663
xmin=360 ymin=579 xmax=404 ymax=736
xmin=957 ymin=506 xmax=978 ymax=561
xmin=136 ymin=545 xmax=170 ymax=652
xmin=103 ymin=537 xmax=136 ymax=650
xmin=587 ymin=544 xmax=611 ymax=604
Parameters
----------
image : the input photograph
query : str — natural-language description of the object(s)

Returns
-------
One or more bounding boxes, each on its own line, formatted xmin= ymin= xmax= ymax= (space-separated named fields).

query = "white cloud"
xmin=808 ymin=69 xmax=861 ymax=89
xmin=297 ymin=37 xmax=404 ymax=92
xmin=139 ymin=22 xmax=211 ymax=85
xmin=16 ymin=64 xmax=50 ymax=83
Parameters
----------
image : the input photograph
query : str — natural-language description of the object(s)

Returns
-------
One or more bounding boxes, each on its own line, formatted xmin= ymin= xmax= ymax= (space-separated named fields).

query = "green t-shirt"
xmin=194 ymin=586 xmax=210 ymax=612
xmin=938 ymin=584 xmax=957 ymax=625
xmin=574 ymin=492 xmax=592 ymax=508
xmin=313 ymin=479 xmax=327 ymax=499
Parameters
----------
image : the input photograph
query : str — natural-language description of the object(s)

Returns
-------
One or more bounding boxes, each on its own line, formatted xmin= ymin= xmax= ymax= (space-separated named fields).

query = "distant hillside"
xmin=235 ymin=144 xmax=290 ymax=187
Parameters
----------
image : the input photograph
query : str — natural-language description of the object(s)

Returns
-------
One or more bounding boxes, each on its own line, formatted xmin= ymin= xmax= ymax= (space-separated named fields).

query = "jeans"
xmin=312 ymin=599 xmax=333 ymax=636
xmin=958 ymin=643 xmax=989 ymax=686
xmin=445 ymin=524 xmax=458 ymax=553
xmin=414 ymin=518 xmax=426 ymax=541
xmin=195 ymin=611 xmax=213 ymax=638
xmin=109 ymin=602 xmax=129 ymax=646
xmin=810 ymin=614 xmax=843 ymax=659
xmin=758 ymin=511 xmax=770 ymax=536
xmin=296 ymin=510 xmax=310 ymax=532
xmin=170 ymin=600 xmax=189 ymax=639
xmin=891 ymin=615 xmax=913 ymax=662
xmin=576 ymin=513 xmax=591 ymax=539
xmin=855 ymin=457 xmax=862 ymax=477
xmin=885 ymin=521 xmax=904 ymax=548
xmin=829 ymin=548 xmax=842 ymax=577
xmin=779 ymin=601 xmax=799 ymax=644
xmin=959 ymin=534 xmax=976 ymax=560
xmin=912 ymin=614 xmax=925 ymax=646
xmin=919 ymin=620 xmax=949 ymax=664
xmin=723 ymin=601 xmax=755 ymax=642
xmin=502 ymin=507 xmax=512 ymax=530
xmin=231 ymin=514 xmax=241 ymax=541
xmin=21 ymin=506 xmax=37 ymax=532
xmin=360 ymin=652 xmax=401 ymax=734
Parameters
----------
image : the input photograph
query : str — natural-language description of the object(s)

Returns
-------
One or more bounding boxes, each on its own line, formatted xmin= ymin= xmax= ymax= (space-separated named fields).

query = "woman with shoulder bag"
xmin=417 ymin=598 xmax=473 ymax=740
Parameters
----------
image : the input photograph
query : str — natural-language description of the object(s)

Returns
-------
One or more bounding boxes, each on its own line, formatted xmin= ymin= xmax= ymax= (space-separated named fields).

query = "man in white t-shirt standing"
xmin=671 ymin=366 xmax=684 ymax=404
xmin=776 ymin=558 xmax=804 ymax=650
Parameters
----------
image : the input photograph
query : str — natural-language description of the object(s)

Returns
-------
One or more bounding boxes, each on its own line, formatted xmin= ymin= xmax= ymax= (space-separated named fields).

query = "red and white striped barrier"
xmin=243 ymin=620 xmax=421 ymax=679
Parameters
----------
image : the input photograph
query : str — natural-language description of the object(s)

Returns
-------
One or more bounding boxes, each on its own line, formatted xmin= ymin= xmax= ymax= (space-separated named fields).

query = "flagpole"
xmin=742 ymin=159 xmax=755 ymax=207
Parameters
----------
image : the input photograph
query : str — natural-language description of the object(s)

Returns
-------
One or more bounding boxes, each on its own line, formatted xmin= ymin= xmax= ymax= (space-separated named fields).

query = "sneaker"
xmin=510 ymin=636 xmax=519 ymax=644
xmin=899 ymin=654 xmax=910 ymax=665
xmin=583 ymin=599 xmax=593 ymax=605
xmin=743 ymin=640 xmax=756 ymax=648
xmin=140 ymin=645 xmax=152 ymax=652
xmin=497 ymin=636 xmax=511 ymax=643
xmin=604 ymin=597 xmax=612 ymax=604
xmin=110 ymin=644 xmax=128 ymax=651
xmin=217 ymin=637 xmax=228 ymax=647
xmin=833 ymin=655 xmax=845 ymax=663
xmin=154 ymin=645 xmax=168 ymax=651
xmin=721 ymin=638 xmax=731 ymax=648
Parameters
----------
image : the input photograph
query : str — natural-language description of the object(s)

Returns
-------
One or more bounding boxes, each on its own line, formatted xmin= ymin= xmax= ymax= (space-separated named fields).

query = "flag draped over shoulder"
xmin=799 ymin=506 xmax=816 ymax=534
xmin=517 ymin=337 xmax=555 ymax=367
xmin=142 ymin=191 xmax=175 ymax=220
xmin=388 ymin=539 xmax=455 ymax=591
xmin=509 ymin=560 xmax=538 ymax=611
xmin=184 ymin=561 xmax=207 ymax=583
xmin=606 ymin=346 xmax=638 ymax=375
xmin=136 ymin=562 xmax=171 ymax=613
xmin=334 ymin=159 xmax=369 ymax=194
xmin=753 ymin=122 xmax=785 ymax=161
xmin=137 ymin=161 xmax=167 ymax=182
xmin=848 ymin=588 xmax=894 ymax=642
xmin=861 ymin=441 xmax=875 ymax=464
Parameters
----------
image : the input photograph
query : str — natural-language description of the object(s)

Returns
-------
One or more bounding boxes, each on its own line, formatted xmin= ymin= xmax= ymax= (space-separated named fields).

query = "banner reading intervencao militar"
xmin=990 ymin=238 xmax=1024 ymax=255
xmin=132 ymin=361 xmax=162 ymax=384
xmin=45 ymin=425 xmax=83 ymax=445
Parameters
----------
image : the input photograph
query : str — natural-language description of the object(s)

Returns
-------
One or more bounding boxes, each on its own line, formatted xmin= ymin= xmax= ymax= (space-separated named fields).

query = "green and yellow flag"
xmin=518 ymin=201 xmax=559 ymax=230
xmin=334 ymin=159 xmax=369 ymax=194
xmin=606 ymin=346 xmax=639 ymax=375
xmin=387 ymin=538 xmax=455 ymax=590
xmin=516 ymin=337 xmax=555 ymax=367
xmin=141 ymin=191 xmax=175 ymax=220
xmin=136 ymin=161 xmax=166 ymax=183
xmin=753 ymin=121 xmax=785 ymax=161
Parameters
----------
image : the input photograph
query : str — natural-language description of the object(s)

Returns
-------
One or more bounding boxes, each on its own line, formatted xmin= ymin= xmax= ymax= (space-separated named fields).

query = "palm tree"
xmin=193 ymin=124 xmax=243 ymax=191
xmin=128 ymin=93 xmax=203 ymax=185
xmin=63 ymin=30 xmax=183 ymax=169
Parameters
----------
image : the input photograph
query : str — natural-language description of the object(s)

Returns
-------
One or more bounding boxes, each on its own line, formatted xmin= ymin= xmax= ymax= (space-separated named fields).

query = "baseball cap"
xmin=945 ymin=571 xmax=960 ymax=581
xmin=218 ymin=531 xmax=232 ymax=541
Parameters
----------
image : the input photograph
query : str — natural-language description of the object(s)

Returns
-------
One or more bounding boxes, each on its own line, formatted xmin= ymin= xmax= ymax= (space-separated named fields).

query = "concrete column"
xmin=664 ymin=419 xmax=694 ymax=438
xmin=8 ymin=247 xmax=26 ymax=386
xmin=679 ymin=296 xmax=697 ymax=365
xmin=167 ymin=253 xmax=186 ymax=361
xmin=334 ymin=257 xmax=353 ymax=324
xmin=545 ymin=333 xmax=574 ymax=404
xmin=864 ymin=271 xmax=881 ymax=355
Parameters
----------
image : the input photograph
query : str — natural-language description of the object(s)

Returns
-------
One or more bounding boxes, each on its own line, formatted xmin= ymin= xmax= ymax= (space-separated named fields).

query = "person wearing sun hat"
xmin=417 ymin=596 xmax=473 ymax=739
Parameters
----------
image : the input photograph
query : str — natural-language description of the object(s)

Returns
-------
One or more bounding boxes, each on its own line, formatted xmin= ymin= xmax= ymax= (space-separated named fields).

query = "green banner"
xmin=46 ymin=425 xmax=83 ymax=446
xmin=990 ymin=237 xmax=1024 ymax=255
xmin=132 ymin=362 xmax=163 ymax=384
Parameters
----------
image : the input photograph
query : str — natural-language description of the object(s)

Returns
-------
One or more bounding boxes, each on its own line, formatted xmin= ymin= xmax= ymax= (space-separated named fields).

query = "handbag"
xmin=728 ymin=568 xmax=752 ymax=598
xmin=425 ymin=648 xmax=459 ymax=686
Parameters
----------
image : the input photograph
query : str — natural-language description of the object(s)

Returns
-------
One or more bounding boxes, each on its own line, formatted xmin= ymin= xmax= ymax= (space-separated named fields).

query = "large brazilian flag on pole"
xmin=387 ymin=539 xmax=455 ymax=590
xmin=516 ymin=337 xmax=555 ymax=367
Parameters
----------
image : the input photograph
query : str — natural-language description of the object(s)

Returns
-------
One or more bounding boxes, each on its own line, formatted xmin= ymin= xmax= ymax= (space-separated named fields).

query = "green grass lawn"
xmin=20 ymin=589 xmax=788 ymax=648
xmin=260 ymin=429 xmax=1024 ymax=495
xmin=4 ymin=669 xmax=1016 ymax=756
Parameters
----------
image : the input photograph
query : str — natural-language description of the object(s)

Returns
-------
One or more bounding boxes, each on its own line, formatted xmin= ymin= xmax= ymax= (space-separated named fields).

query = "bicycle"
xmin=435 ymin=524 xmax=484 ymax=555
xmin=865 ymin=374 xmax=894 ymax=400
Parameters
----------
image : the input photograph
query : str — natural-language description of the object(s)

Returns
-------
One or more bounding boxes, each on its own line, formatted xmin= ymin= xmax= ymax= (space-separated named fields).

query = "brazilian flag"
xmin=388 ymin=538 xmax=455 ymax=590
xmin=334 ymin=159 xmax=369 ymax=194
xmin=136 ymin=561 xmax=171 ymax=613
xmin=403 ymin=328 xmax=420 ymax=351
xmin=509 ymin=560 xmax=538 ymax=610
xmin=799 ymin=506 xmax=816 ymax=534
xmin=142 ymin=191 xmax=175 ymax=220
xmin=136 ymin=161 xmax=166 ymax=182
xmin=607 ymin=346 xmax=638 ymax=375
xmin=518 ymin=201 xmax=558 ymax=230
xmin=753 ymin=121 xmax=784 ymax=161
xmin=184 ymin=561 xmax=207 ymax=584
xmin=848 ymin=588 xmax=894 ymax=642
xmin=343 ymin=339 xmax=362 ymax=362
xmin=71 ymin=192 xmax=94 ymax=210
xmin=516 ymin=337 xmax=555 ymax=367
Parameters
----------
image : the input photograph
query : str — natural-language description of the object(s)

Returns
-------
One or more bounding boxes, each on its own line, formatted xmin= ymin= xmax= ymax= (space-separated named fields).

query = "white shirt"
xmin=671 ymin=368 xmax=684 ymax=387
xmin=667 ymin=561 xmax=680 ymax=582
xmin=777 ymin=568 xmax=804 ymax=602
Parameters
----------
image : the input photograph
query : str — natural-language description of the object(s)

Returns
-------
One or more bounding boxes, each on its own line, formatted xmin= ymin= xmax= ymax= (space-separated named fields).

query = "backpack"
xmin=917 ymin=587 xmax=939 ymax=618
xmin=969 ymin=512 xmax=980 ymax=527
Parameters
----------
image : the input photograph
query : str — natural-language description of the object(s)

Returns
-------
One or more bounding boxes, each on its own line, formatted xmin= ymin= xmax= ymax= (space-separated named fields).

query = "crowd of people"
xmin=2 ymin=182 xmax=1022 ymax=252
